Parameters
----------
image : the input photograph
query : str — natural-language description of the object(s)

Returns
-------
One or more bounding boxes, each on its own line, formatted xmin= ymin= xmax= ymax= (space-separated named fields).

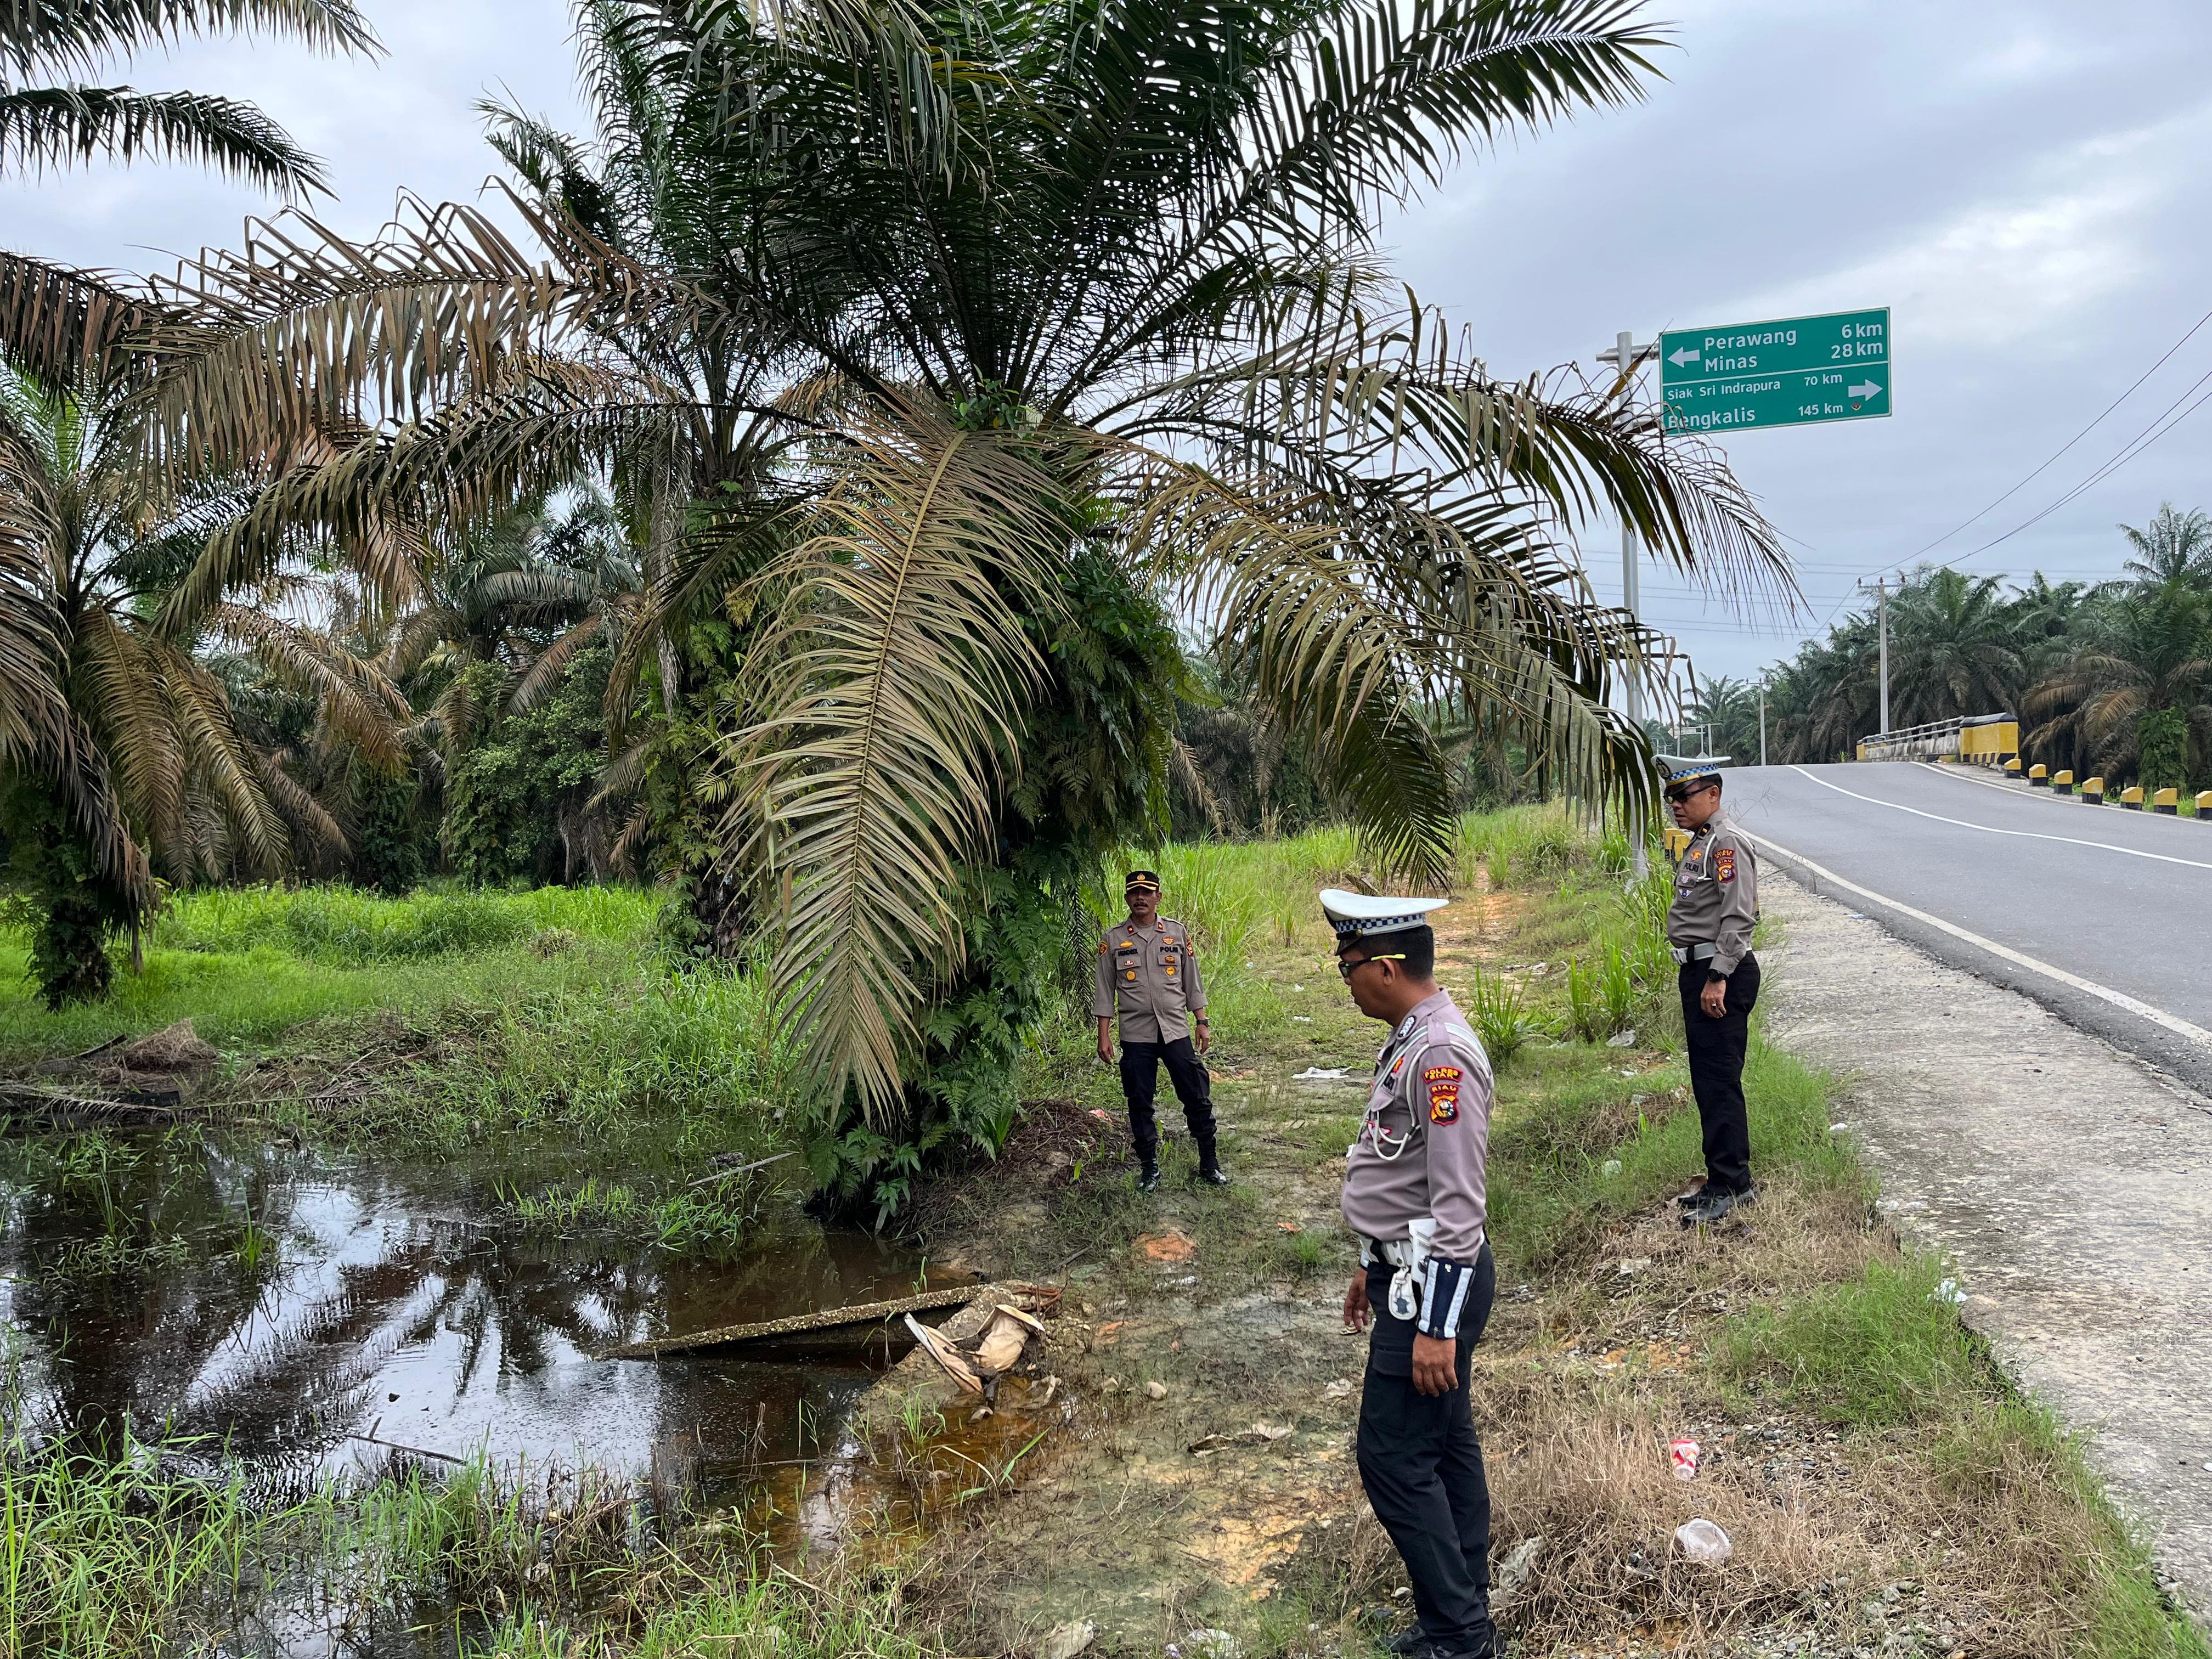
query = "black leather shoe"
xmin=1138 ymin=1163 xmax=1160 ymax=1192
xmin=1196 ymin=1164 xmax=1231 ymax=1187
xmin=1385 ymin=1629 xmax=1427 ymax=1656
xmin=1680 ymin=1188 xmax=1739 ymax=1227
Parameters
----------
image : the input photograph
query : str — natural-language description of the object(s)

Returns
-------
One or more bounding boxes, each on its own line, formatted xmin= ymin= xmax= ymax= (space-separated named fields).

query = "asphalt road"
xmin=1723 ymin=762 xmax=2212 ymax=1092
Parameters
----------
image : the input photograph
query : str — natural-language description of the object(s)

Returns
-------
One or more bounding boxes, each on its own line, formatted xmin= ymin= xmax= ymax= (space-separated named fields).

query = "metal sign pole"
xmin=1597 ymin=329 xmax=1658 ymax=877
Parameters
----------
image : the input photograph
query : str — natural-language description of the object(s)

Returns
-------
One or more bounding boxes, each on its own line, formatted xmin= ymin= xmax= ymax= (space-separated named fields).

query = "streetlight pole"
xmin=1596 ymin=329 xmax=1658 ymax=873
xmin=1858 ymin=577 xmax=1891 ymax=735
xmin=1758 ymin=673 xmax=1769 ymax=768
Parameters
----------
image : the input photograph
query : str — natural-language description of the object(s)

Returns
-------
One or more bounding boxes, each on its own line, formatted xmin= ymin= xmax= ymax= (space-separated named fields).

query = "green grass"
xmin=1715 ymin=1252 xmax=1985 ymax=1425
xmin=0 ymin=884 xmax=664 ymax=1059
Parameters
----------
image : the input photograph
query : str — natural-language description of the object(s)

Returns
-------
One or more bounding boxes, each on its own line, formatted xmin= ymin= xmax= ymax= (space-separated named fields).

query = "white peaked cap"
xmin=1318 ymin=888 xmax=1450 ymax=939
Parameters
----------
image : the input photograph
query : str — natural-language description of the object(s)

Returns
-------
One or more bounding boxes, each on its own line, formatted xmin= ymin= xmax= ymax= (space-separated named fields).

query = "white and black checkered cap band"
xmin=1328 ymin=913 xmax=1430 ymax=938
xmin=1318 ymin=888 xmax=1449 ymax=938
xmin=1657 ymin=753 xmax=1729 ymax=785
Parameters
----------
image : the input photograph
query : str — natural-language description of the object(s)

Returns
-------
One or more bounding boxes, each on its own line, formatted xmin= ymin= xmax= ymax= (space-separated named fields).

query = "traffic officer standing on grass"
xmin=1094 ymin=870 xmax=1228 ymax=1191
xmin=1660 ymin=755 xmax=1762 ymax=1225
xmin=1329 ymin=889 xmax=1500 ymax=1659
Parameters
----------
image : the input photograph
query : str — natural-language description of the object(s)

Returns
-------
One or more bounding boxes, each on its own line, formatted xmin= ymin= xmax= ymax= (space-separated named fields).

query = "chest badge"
xmin=1425 ymin=1064 xmax=1463 ymax=1125
xmin=1125 ymin=968 xmax=1137 ymax=981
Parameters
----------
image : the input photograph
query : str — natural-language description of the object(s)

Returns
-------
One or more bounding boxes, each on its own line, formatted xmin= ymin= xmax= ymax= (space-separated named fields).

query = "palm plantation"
xmin=39 ymin=0 xmax=1784 ymax=1122
xmin=1755 ymin=501 xmax=2212 ymax=787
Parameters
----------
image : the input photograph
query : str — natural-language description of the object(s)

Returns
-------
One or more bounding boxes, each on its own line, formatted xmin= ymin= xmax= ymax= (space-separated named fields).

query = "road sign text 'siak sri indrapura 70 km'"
xmin=1658 ymin=307 xmax=1891 ymax=435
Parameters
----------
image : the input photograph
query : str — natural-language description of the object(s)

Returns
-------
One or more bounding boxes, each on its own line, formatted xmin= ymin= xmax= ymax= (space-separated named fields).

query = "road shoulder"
xmin=1760 ymin=869 xmax=2212 ymax=1619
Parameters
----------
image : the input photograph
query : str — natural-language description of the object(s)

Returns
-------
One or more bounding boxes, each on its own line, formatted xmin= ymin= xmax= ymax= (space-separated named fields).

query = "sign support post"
xmin=1596 ymin=329 xmax=1659 ymax=876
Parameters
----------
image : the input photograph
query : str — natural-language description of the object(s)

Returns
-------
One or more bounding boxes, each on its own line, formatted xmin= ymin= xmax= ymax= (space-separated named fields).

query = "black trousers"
xmin=1679 ymin=950 xmax=1760 ymax=1194
xmin=1357 ymin=1244 xmax=1498 ymax=1656
xmin=1118 ymin=1037 xmax=1216 ymax=1166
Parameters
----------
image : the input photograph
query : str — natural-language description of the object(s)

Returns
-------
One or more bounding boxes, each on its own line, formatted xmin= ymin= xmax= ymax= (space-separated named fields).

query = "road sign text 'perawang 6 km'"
xmin=1659 ymin=307 xmax=1891 ymax=435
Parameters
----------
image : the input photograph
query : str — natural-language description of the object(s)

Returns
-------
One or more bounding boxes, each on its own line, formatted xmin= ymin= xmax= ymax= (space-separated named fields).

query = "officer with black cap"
xmin=1327 ymin=887 xmax=1499 ymax=1659
xmin=1094 ymin=870 xmax=1227 ymax=1190
xmin=1659 ymin=754 xmax=1761 ymax=1224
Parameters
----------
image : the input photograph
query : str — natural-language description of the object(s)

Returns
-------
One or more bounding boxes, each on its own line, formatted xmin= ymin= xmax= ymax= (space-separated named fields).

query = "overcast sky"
xmin=9 ymin=0 xmax=2212 ymax=710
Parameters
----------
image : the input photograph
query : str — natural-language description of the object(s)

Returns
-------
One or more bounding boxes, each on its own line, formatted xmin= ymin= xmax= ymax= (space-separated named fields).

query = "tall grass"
xmin=0 ymin=1436 xmax=279 ymax=1656
xmin=149 ymin=883 xmax=658 ymax=964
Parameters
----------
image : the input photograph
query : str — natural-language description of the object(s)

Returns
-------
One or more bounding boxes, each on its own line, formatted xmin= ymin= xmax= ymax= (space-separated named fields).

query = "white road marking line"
xmin=1912 ymin=761 xmax=2047 ymax=798
xmin=1788 ymin=765 xmax=2212 ymax=872
xmin=1741 ymin=827 xmax=2212 ymax=1049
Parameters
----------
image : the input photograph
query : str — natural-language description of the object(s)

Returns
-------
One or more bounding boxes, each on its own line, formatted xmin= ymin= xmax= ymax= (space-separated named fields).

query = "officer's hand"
xmin=1195 ymin=1023 xmax=1211 ymax=1056
xmin=1342 ymin=1272 xmax=1370 ymax=1333
xmin=1410 ymin=1333 xmax=1457 ymax=1397
xmin=1097 ymin=1034 xmax=1114 ymax=1063
xmin=1700 ymin=977 xmax=1729 ymax=1019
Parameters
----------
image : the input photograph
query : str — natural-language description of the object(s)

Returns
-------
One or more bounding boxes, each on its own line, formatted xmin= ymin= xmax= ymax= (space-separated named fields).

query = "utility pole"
xmin=1758 ymin=673 xmax=1769 ymax=768
xmin=1596 ymin=329 xmax=1658 ymax=874
xmin=1858 ymin=577 xmax=1891 ymax=735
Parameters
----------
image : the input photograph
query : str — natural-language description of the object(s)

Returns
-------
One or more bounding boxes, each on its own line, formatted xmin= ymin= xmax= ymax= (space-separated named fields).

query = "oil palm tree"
xmin=2023 ymin=579 xmax=2212 ymax=788
xmin=383 ymin=486 xmax=640 ymax=768
xmin=1681 ymin=672 xmax=1759 ymax=764
xmin=2119 ymin=503 xmax=2212 ymax=591
xmin=37 ymin=0 xmax=1791 ymax=1100
xmin=1 ymin=0 xmax=377 ymax=193
xmin=0 ymin=359 xmax=402 ymax=1002
xmin=1885 ymin=566 xmax=2025 ymax=724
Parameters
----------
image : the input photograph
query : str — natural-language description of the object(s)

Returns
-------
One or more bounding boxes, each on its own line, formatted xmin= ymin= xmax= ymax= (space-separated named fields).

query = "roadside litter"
xmin=1667 ymin=1437 xmax=1700 ymax=1481
xmin=1674 ymin=1518 xmax=1733 ymax=1565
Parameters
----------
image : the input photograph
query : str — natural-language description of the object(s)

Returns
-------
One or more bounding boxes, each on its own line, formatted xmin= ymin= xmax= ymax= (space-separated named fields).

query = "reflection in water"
xmin=0 ymin=1128 xmax=951 ymax=1511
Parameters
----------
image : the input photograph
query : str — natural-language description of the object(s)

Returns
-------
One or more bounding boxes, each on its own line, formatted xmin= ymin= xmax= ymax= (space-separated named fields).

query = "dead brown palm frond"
xmin=727 ymin=400 xmax=1079 ymax=1110
xmin=205 ymin=602 xmax=408 ymax=770
xmin=0 ymin=251 xmax=173 ymax=388
xmin=1170 ymin=737 xmax=1229 ymax=836
xmin=250 ymin=741 xmax=347 ymax=853
xmin=160 ymin=644 xmax=289 ymax=875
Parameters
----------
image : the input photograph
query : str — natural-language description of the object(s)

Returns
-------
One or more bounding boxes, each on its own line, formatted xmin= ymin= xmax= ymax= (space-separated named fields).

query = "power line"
xmin=1874 ymin=300 xmax=2212 ymax=575
xmin=1945 ymin=366 xmax=2212 ymax=566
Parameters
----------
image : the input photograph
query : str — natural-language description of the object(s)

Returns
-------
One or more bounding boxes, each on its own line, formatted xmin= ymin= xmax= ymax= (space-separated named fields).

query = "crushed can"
xmin=1668 ymin=1438 xmax=1701 ymax=1481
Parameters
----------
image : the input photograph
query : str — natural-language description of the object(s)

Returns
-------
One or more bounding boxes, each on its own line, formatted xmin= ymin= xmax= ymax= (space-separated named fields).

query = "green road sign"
xmin=1658 ymin=307 xmax=1891 ymax=435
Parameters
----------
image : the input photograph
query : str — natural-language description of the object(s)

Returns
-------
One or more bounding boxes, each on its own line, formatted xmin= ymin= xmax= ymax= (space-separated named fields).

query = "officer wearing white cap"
xmin=1325 ymin=888 xmax=1499 ymax=1659
xmin=1660 ymin=755 xmax=1761 ymax=1224
xmin=1094 ymin=870 xmax=1226 ymax=1191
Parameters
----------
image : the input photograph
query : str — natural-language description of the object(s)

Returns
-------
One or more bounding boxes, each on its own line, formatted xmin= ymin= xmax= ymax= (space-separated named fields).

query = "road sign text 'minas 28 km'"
xmin=1658 ymin=307 xmax=1891 ymax=435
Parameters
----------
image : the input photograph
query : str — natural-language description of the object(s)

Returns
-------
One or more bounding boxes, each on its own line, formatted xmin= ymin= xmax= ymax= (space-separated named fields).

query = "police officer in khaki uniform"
xmin=1329 ymin=889 xmax=1499 ymax=1659
xmin=1094 ymin=871 xmax=1227 ymax=1191
xmin=1660 ymin=755 xmax=1761 ymax=1224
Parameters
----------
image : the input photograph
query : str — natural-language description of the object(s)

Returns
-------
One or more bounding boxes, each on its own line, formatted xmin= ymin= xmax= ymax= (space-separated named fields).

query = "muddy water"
xmin=0 ymin=1126 xmax=962 ymax=1509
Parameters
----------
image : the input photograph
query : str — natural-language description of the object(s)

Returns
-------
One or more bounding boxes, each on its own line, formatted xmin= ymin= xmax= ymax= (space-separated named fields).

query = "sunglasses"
xmin=1337 ymin=952 xmax=1407 ymax=980
xmin=1664 ymin=781 xmax=1716 ymax=804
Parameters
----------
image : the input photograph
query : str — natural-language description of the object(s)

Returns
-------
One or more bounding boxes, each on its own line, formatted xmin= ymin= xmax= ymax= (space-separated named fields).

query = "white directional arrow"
xmin=1668 ymin=346 xmax=1701 ymax=367
xmin=1849 ymin=380 xmax=1883 ymax=400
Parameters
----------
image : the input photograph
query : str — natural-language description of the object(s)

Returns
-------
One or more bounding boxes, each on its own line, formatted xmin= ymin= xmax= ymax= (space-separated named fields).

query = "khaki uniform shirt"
xmin=1092 ymin=917 xmax=1207 ymax=1044
xmin=1667 ymin=808 xmax=1759 ymax=975
xmin=1339 ymin=989 xmax=1492 ymax=1265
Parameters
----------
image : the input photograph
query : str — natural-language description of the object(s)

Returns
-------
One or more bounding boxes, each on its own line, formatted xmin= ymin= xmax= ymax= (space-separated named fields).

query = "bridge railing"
xmin=1856 ymin=713 xmax=2018 ymax=766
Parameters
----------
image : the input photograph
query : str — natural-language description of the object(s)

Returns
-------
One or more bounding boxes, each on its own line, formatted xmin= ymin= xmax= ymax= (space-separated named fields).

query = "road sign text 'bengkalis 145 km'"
xmin=1658 ymin=307 xmax=1891 ymax=434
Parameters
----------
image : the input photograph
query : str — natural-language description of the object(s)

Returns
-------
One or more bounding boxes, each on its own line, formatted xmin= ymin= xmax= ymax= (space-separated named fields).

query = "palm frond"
xmin=1 ymin=1 xmax=379 ymax=77
xmin=728 ymin=399 xmax=1076 ymax=1115
xmin=0 ymin=86 xmax=330 ymax=195
xmin=511 ymin=614 xmax=604 ymax=713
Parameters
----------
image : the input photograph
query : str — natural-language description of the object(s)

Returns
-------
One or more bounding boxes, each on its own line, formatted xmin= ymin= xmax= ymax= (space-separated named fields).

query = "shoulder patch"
xmin=1716 ymin=845 xmax=1736 ymax=884
xmin=1426 ymin=1064 xmax=1463 ymax=1125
